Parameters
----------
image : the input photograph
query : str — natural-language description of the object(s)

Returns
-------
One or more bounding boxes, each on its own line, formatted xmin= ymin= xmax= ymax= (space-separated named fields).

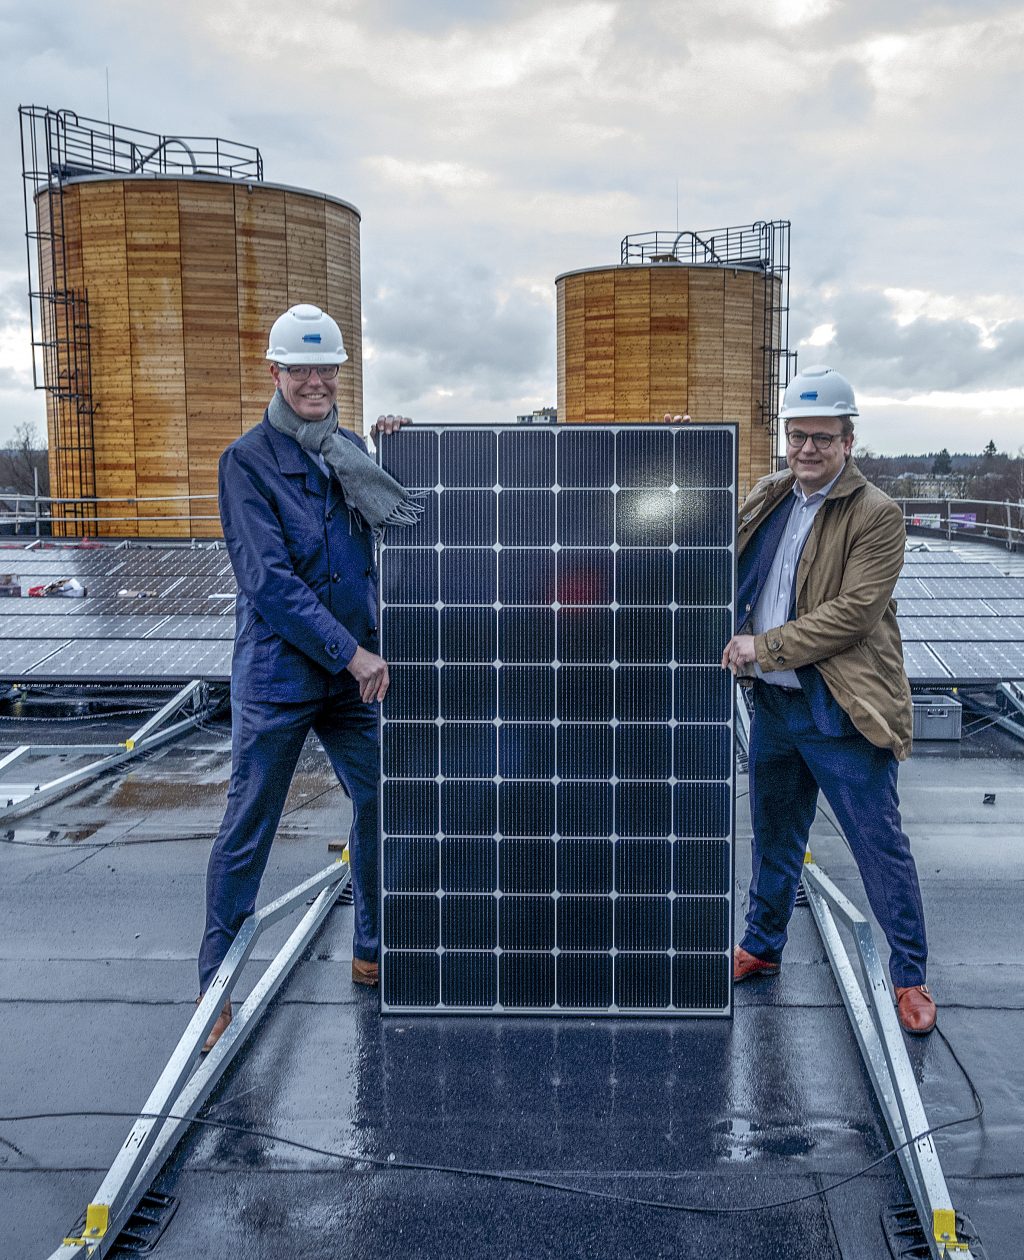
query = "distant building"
xmin=516 ymin=407 xmax=558 ymax=425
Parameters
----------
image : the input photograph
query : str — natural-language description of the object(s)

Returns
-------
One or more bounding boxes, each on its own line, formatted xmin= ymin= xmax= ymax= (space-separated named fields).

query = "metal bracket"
xmin=1 ymin=679 xmax=212 ymax=821
xmin=801 ymin=860 xmax=979 ymax=1260
xmin=47 ymin=856 xmax=351 ymax=1259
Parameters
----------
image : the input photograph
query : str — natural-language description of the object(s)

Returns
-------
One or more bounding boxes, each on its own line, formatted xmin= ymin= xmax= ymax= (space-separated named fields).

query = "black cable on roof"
xmin=0 ymin=1024 xmax=988 ymax=1218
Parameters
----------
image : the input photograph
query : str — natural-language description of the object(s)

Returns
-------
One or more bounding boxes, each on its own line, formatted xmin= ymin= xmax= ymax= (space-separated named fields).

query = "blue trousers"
xmin=742 ymin=682 xmax=927 ymax=987
xmin=199 ymin=681 xmax=379 ymax=993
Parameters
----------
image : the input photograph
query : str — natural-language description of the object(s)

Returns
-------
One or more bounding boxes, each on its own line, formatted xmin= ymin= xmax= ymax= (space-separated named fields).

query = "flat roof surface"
xmin=2 ymin=699 xmax=1021 ymax=1258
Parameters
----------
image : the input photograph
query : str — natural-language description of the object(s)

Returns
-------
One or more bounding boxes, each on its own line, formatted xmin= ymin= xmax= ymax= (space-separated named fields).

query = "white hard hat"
xmin=779 ymin=365 xmax=858 ymax=420
xmin=266 ymin=304 xmax=348 ymax=365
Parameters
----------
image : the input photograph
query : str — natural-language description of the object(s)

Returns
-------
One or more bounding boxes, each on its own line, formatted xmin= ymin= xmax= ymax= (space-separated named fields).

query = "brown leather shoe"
xmin=733 ymin=945 xmax=781 ymax=983
xmin=895 ymin=984 xmax=936 ymax=1035
xmin=352 ymin=958 xmax=379 ymax=987
xmin=196 ymin=996 xmax=232 ymax=1053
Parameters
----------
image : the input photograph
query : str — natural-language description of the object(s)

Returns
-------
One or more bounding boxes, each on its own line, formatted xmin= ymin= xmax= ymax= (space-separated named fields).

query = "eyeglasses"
xmin=278 ymin=364 xmax=340 ymax=382
xmin=786 ymin=429 xmax=841 ymax=451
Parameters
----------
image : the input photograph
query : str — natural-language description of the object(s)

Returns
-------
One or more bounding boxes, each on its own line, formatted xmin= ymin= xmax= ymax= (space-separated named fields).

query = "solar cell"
xmin=893 ymin=578 xmax=931 ymax=598
xmin=900 ymin=642 xmax=950 ymax=681
xmin=378 ymin=424 xmax=736 ymax=1017
xmin=0 ymin=639 xmax=67 ymax=678
xmin=896 ymin=564 xmax=1004 ymax=578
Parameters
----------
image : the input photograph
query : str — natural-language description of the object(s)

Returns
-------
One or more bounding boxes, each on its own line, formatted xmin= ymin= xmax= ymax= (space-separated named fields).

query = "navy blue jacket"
xmin=219 ymin=414 xmax=378 ymax=702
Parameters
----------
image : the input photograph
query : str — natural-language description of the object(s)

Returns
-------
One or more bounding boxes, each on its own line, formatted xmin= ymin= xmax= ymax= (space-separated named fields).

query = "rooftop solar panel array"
xmin=0 ymin=542 xmax=234 ymax=683
xmin=377 ymin=424 xmax=736 ymax=1017
xmin=894 ymin=547 xmax=1024 ymax=683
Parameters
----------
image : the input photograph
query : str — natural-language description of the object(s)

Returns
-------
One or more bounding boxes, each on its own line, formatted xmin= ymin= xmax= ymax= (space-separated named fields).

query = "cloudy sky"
xmin=1 ymin=0 xmax=1021 ymax=456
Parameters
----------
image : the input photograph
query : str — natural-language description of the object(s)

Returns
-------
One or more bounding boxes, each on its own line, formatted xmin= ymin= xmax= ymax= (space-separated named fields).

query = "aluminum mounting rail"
xmin=801 ymin=857 xmax=977 ymax=1259
xmin=1 ymin=679 xmax=211 ymax=821
xmin=48 ymin=856 xmax=351 ymax=1259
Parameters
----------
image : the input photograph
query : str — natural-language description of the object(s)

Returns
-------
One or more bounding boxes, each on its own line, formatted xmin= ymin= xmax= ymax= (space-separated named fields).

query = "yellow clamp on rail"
xmin=803 ymin=848 xmax=814 ymax=865
xmin=933 ymin=1208 xmax=967 ymax=1252
xmin=341 ymin=845 xmax=350 ymax=864
xmin=124 ymin=739 xmax=136 ymax=751
xmin=63 ymin=1201 xmax=109 ymax=1247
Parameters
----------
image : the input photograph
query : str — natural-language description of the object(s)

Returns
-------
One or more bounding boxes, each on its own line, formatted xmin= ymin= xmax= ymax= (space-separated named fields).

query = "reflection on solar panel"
xmin=929 ymin=641 xmax=1024 ymax=682
xmin=377 ymin=425 xmax=736 ymax=1016
xmin=901 ymin=642 xmax=950 ymax=681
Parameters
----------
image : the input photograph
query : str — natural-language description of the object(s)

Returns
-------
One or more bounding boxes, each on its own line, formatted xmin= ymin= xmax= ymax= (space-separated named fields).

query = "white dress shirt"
xmin=751 ymin=468 xmax=844 ymax=688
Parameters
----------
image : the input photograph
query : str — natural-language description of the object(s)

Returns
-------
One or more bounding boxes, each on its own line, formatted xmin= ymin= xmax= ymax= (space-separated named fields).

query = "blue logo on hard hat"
xmin=302 ymin=333 xmax=322 ymax=344
xmin=799 ymin=390 xmax=818 ymax=401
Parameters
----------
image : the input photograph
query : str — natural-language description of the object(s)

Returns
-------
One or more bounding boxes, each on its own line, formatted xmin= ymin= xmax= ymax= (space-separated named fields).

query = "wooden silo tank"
xmin=35 ymin=175 xmax=361 ymax=538
xmin=556 ymin=261 xmax=782 ymax=498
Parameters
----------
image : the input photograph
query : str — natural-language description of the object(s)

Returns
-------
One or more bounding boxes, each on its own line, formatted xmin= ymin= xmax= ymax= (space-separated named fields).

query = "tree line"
xmin=855 ymin=441 xmax=1024 ymax=504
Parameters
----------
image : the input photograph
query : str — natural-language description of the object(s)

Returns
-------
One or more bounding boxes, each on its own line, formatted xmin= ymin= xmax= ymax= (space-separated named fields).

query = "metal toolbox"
xmin=912 ymin=694 xmax=963 ymax=741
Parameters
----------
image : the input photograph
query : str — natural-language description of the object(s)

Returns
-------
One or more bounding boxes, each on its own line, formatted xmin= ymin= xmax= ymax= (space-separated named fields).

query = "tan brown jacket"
xmin=738 ymin=458 xmax=913 ymax=760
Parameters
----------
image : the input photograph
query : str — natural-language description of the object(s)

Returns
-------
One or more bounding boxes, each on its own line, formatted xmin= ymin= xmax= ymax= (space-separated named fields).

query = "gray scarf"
xmin=266 ymin=389 xmax=424 ymax=532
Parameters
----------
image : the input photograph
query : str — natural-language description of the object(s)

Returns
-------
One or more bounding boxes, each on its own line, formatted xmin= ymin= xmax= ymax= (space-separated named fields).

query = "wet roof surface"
xmin=2 ymin=703 xmax=1021 ymax=1260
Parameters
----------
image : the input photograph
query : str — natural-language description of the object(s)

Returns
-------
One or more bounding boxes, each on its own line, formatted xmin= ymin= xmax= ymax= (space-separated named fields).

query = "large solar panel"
xmin=893 ymin=578 xmax=932 ymax=598
xmin=899 ymin=617 xmax=1024 ymax=642
xmin=928 ymin=641 xmax=1024 ymax=683
xmin=26 ymin=638 xmax=232 ymax=682
xmin=377 ymin=424 xmax=736 ymax=1017
xmin=895 ymin=600 xmax=997 ymax=618
xmin=897 ymin=563 xmax=1004 ymax=578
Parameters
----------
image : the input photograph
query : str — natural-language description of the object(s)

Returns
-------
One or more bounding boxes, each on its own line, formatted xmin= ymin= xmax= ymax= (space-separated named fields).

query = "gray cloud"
xmin=794 ymin=288 xmax=1024 ymax=394
xmin=1 ymin=0 xmax=1022 ymax=447
xmin=364 ymin=260 xmax=553 ymax=415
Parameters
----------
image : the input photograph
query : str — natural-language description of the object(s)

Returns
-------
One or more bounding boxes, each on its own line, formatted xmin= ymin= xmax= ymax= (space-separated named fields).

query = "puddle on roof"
xmin=4 ymin=825 xmax=98 ymax=844
xmin=98 ymin=779 xmax=227 ymax=810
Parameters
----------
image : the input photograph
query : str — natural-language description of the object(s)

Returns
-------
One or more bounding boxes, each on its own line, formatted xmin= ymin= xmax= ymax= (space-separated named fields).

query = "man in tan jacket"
xmin=721 ymin=365 xmax=935 ymax=1035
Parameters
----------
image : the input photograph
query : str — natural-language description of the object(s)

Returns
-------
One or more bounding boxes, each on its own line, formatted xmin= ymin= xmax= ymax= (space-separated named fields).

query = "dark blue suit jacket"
xmin=737 ymin=492 xmax=854 ymax=737
xmin=219 ymin=414 xmax=378 ymax=702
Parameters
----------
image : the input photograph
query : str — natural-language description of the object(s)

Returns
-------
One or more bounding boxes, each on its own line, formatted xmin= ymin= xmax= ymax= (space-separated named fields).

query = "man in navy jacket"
xmin=197 ymin=304 xmax=408 ymax=1050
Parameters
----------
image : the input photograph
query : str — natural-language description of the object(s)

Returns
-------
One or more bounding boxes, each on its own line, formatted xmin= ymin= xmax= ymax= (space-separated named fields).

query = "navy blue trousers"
xmin=199 ymin=681 xmax=379 ymax=993
xmin=741 ymin=682 xmax=928 ymax=987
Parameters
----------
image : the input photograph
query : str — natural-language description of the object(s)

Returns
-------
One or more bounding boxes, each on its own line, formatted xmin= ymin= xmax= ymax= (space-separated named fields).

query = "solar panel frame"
xmin=377 ymin=423 xmax=737 ymax=1018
